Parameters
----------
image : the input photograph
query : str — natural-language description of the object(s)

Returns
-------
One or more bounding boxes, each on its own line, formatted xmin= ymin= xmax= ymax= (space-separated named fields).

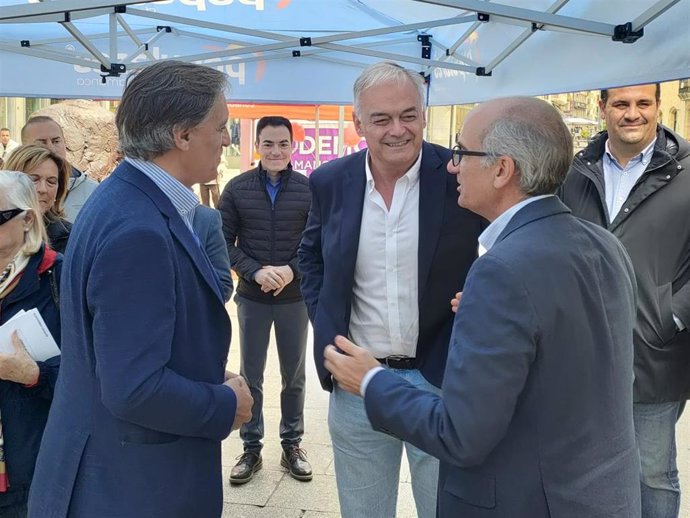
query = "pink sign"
xmin=291 ymin=127 xmax=367 ymax=175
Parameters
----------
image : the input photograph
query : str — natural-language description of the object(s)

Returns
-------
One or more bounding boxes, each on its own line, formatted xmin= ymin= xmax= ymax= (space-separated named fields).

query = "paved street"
xmin=220 ymin=300 xmax=418 ymax=517
xmin=220 ymin=302 xmax=690 ymax=518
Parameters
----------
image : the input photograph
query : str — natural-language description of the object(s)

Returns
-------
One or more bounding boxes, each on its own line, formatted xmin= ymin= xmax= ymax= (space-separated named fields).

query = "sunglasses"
xmin=451 ymin=145 xmax=488 ymax=166
xmin=0 ymin=208 xmax=25 ymax=226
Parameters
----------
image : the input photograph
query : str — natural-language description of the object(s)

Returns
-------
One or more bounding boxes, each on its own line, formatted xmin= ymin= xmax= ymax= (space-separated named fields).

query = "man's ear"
xmin=353 ymin=113 xmax=364 ymax=137
xmin=493 ymin=155 xmax=517 ymax=190
xmin=598 ymin=99 xmax=606 ymax=119
xmin=172 ymin=125 xmax=192 ymax=151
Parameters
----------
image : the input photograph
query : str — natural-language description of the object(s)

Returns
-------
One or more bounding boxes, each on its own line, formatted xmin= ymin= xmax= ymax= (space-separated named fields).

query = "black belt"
xmin=377 ymin=356 xmax=417 ymax=370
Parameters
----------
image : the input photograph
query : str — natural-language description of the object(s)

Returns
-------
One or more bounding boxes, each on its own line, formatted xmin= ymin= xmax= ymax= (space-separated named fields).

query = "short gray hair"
xmin=480 ymin=97 xmax=573 ymax=196
xmin=116 ymin=61 xmax=229 ymax=160
xmin=353 ymin=62 xmax=426 ymax=116
xmin=0 ymin=170 xmax=48 ymax=255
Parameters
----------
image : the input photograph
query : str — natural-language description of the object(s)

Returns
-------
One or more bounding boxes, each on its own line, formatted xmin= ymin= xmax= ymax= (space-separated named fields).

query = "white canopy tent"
xmin=0 ymin=0 xmax=688 ymax=104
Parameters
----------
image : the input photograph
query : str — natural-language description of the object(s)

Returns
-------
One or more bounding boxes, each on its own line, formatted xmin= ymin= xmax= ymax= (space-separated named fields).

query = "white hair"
xmin=0 ymin=170 xmax=48 ymax=254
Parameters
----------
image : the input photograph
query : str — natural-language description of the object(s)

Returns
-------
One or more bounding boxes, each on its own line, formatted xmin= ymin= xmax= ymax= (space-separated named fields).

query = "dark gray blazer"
xmin=364 ymin=197 xmax=641 ymax=518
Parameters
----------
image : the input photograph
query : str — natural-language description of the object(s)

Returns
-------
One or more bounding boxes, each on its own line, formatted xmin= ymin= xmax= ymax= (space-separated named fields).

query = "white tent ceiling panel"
xmin=0 ymin=0 xmax=687 ymax=104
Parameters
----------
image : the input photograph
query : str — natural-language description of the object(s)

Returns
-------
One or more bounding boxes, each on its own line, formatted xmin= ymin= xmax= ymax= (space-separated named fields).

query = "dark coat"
xmin=0 ymin=246 xmax=61 ymax=510
xmin=28 ymin=163 xmax=236 ymax=518
xmin=365 ymin=197 xmax=641 ymax=518
xmin=44 ymin=217 xmax=71 ymax=254
xmin=559 ymin=125 xmax=690 ymax=402
xmin=298 ymin=142 xmax=484 ymax=391
xmin=218 ymin=164 xmax=310 ymax=304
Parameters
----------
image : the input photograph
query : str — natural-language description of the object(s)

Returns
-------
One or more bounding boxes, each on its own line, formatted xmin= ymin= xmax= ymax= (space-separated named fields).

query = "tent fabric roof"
xmin=0 ymin=0 xmax=688 ymax=104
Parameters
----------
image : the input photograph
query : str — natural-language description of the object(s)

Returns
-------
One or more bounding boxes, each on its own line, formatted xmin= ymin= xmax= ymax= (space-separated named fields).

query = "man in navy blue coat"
xmin=325 ymin=97 xmax=641 ymax=518
xmin=27 ymin=61 xmax=252 ymax=518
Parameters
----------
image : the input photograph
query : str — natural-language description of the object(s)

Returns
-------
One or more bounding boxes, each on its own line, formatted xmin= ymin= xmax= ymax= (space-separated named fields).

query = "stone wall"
xmin=31 ymin=100 xmax=118 ymax=181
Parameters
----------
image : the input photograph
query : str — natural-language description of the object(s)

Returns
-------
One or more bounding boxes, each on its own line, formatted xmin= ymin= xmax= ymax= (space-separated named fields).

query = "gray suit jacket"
xmin=194 ymin=205 xmax=233 ymax=302
xmin=364 ymin=196 xmax=641 ymax=517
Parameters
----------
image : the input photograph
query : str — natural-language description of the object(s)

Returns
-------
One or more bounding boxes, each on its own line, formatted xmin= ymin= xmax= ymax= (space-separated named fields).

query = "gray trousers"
xmin=236 ymin=296 xmax=308 ymax=452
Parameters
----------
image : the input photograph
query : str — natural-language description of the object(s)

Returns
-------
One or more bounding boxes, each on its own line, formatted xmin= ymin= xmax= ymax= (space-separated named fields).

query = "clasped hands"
xmin=254 ymin=265 xmax=294 ymax=296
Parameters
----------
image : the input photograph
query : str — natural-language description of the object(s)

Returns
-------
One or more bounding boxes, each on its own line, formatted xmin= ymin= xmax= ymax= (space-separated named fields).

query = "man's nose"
xmin=447 ymin=159 xmax=459 ymax=175
xmin=624 ymin=105 xmax=641 ymax=120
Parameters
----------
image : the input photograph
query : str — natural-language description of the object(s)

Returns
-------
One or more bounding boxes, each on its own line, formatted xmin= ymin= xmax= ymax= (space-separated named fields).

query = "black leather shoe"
xmin=281 ymin=446 xmax=313 ymax=481
xmin=229 ymin=451 xmax=262 ymax=485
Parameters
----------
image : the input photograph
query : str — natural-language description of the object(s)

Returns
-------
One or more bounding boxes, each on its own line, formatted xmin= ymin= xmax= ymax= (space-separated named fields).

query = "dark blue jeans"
xmin=634 ymin=401 xmax=685 ymax=518
xmin=236 ymin=296 xmax=308 ymax=452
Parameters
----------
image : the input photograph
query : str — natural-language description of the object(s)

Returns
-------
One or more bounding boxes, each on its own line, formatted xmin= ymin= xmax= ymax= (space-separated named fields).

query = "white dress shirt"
xmin=349 ymin=150 xmax=422 ymax=360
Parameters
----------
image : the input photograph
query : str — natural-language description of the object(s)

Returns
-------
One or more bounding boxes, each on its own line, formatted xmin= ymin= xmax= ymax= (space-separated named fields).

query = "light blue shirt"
xmin=125 ymin=157 xmax=199 ymax=233
xmin=602 ymin=138 xmax=656 ymax=222
xmin=478 ymin=195 xmax=552 ymax=254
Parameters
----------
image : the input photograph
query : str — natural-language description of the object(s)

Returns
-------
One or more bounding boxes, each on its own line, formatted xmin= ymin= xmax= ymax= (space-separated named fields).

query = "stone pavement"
xmin=220 ymin=300 xmax=418 ymax=518
xmin=220 ymin=298 xmax=690 ymax=517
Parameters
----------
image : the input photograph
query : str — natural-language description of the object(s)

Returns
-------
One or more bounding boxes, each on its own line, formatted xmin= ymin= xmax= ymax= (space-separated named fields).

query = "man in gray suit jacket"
xmin=325 ymin=97 xmax=641 ymax=518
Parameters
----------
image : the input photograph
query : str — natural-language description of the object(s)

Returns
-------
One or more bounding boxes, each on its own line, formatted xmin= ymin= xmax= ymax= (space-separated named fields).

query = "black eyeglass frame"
xmin=0 ymin=208 xmax=25 ymax=226
xmin=451 ymin=145 xmax=488 ymax=166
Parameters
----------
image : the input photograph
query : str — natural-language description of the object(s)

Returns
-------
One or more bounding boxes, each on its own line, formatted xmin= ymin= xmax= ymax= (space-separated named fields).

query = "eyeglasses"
xmin=0 ymin=208 xmax=25 ymax=226
xmin=451 ymin=145 xmax=488 ymax=166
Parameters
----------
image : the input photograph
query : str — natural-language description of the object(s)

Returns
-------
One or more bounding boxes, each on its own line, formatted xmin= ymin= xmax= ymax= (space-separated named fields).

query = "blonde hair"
xmin=0 ymin=170 xmax=48 ymax=255
xmin=4 ymin=144 xmax=70 ymax=221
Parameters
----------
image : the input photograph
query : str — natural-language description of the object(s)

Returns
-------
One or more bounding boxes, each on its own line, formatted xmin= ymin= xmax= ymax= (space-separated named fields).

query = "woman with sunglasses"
xmin=0 ymin=171 xmax=62 ymax=517
xmin=4 ymin=145 xmax=72 ymax=254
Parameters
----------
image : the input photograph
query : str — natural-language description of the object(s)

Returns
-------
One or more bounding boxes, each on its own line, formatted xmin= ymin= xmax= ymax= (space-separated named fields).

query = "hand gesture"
xmin=324 ymin=335 xmax=379 ymax=396
xmin=0 ymin=331 xmax=39 ymax=385
xmin=450 ymin=291 xmax=463 ymax=314
xmin=224 ymin=375 xmax=253 ymax=431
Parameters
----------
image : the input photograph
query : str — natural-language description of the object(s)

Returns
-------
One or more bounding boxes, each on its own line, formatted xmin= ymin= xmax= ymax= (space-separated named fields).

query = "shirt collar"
xmin=124 ymin=157 xmax=199 ymax=229
xmin=365 ymin=149 xmax=422 ymax=192
xmin=479 ymin=195 xmax=553 ymax=253
xmin=604 ymin=137 xmax=656 ymax=169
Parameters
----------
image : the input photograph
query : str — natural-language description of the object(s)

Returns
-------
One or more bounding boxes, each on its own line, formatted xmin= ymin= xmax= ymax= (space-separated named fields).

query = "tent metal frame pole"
xmin=121 ymin=28 xmax=169 ymax=64
xmin=197 ymin=38 xmax=414 ymax=69
xmin=631 ymin=0 xmax=681 ymax=31
xmin=115 ymin=15 xmax=158 ymax=61
xmin=483 ymin=0 xmax=570 ymax=74
xmin=11 ymin=27 xmax=154 ymax=46
xmin=109 ymin=12 xmax=117 ymax=63
xmin=126 ymin=8 xmax=295 ymax=42
xmin=0 ymin=42 xmax=99 ymax=68
xmin=0 ymin=1 xmax=150 ymax=22
xmin=315 ymin=42 xmax=476 ymax=72
xmin=415 ymin=0 xmax=615 ymax=36
xmin=61 ymin=21 xmax=111 ymax=68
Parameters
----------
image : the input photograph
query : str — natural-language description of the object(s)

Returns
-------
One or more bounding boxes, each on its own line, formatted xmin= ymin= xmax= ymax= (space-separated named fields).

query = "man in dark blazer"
xmin=298 ymin=62 xmax=483 ymax=518
xmin=27 ymin=61 xmax=252 ymax=518
xmin=325 ymin=97 xmax=642 ymax=518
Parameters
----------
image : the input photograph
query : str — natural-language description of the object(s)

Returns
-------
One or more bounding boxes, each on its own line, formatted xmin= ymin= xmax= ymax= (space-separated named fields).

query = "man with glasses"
xmin=325 ymin=96 xmax=641 ymax=518
xmin=298 ymin=61 xmax=483 ymax=518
